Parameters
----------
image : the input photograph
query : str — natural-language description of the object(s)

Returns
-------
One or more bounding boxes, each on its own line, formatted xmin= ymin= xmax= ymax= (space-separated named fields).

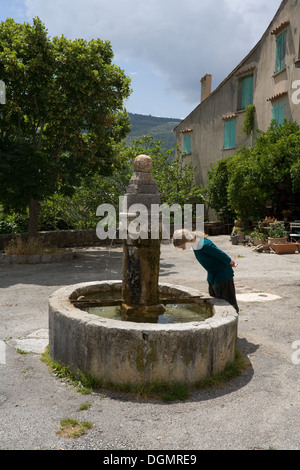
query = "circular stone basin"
xmin=49 ymin=281 xmax=238 ymax=385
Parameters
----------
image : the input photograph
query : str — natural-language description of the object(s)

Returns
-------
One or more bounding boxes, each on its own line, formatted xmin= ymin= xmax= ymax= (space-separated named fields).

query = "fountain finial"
xmin=133 ymin=154 xmax=153 ymax=173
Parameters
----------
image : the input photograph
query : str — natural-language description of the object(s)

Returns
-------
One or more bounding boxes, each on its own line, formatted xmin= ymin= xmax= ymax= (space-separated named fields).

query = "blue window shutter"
xmin=275 ymin=31 xmax=287 ymax=73
xmin=241 ymin=75 xmax=253 ymax=109
xmin=184 ymin=134 xmax=191 ymax=154
xmin=224 ymin=119 xmax=236 ymax=149
xmin=272 ymin=101 xmax=285 ymax=124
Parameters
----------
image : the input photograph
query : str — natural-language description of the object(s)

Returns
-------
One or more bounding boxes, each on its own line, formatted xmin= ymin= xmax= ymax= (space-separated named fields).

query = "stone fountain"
xmin=49 ymin=155 xmax=238 ymax=386
xmin=121 ymin=154 xmax=164 ymax=320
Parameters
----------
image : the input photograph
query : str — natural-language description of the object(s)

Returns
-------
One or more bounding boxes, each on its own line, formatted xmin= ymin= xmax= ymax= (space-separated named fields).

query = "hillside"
xmin=125 ymin=113 xmax=181 ymax=151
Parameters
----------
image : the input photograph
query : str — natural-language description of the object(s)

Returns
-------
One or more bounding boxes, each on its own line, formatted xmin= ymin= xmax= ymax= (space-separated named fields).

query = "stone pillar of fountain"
xmin=121 ymin=155 xmax=165 ymax=319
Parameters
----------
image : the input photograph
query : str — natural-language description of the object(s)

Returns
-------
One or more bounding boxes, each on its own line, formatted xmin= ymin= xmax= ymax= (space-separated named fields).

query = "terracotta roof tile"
xmin=267 ymin=91 xmax=287 ymax=101
xmin=235 ymin=65 xmax=256 ymax=77
xmin=271 ymin=21 xmax=290 ymax=35
xmin=222 ymin=113 xmax=237 ymax=120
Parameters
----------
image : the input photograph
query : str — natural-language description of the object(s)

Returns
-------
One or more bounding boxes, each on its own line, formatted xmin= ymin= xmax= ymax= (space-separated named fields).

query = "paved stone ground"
xmin=0 ymin=235 xmax=299 ymax=450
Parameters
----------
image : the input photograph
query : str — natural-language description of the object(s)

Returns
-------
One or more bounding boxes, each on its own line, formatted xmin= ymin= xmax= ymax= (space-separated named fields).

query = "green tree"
xmin=256 ymin=122 xmax=300 ymax=195
xmin=0 ymin=17 xmax=131 ymax=238
xmin=115 ymin=136 xmax=206 ymax=207
xmin=291 ymin=157 xmax=300 ymax=193
xmin=39 ymin=136 xmax=206 ymax=230
xmin=207 ymin=156 xmax=234 ymax=221
xmin=226 ymin=146 xmax=269 ymax=221
xmin=207 ymin=120 xmax=300 ymax=221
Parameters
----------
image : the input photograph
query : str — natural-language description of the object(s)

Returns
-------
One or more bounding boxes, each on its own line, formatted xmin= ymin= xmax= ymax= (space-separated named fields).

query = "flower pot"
xmin=231 ymin=234 xmax=238 ymax=245
xmin=268 ymin=237 xmax=287 ymax=250
xmin=273 ymin=243 xmax=297 ymax=254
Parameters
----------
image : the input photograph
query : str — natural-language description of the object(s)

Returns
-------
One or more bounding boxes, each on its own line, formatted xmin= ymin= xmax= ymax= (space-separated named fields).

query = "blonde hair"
xmin=172 ymin=229 xmax=196 ymax=247
xmin=172 ymin=229 xmax=206 ymax=248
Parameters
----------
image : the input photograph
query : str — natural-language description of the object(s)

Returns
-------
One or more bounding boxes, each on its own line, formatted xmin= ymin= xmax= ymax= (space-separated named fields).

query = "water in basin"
xmin=82 ymin=302 xmax=212 ymax=324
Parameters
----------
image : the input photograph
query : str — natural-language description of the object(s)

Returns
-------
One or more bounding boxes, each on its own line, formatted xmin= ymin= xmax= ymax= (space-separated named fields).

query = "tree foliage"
xmin=115 ymin=136 xmax=206 ymax=207
xmin=207 ymin=120 xmax=300 ymax=221
xmin=242 ymin=104 xmax=256 ymax=136
xmin=291 ymin=158 xmax=300 ymax=193
xmin=0 ymin=17 xmax=131 ymax=236
xmin=207 ymin=157 xmax=234 ymax=220
xmin=38 ymin=137 xmax=206 ymax=230
xmin=226 ymin=146 xmax=269 ymax=220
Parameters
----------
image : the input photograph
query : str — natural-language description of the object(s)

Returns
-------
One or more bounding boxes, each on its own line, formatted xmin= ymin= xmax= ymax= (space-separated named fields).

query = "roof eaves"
xmin=271 ymin=20 xmax=290 ymax=35
xmin=267 ymin=91 xmax=288 ymax=101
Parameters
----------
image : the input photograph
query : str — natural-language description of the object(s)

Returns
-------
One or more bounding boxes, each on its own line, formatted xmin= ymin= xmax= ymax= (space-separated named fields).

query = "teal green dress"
xmin=193 ymin=238 xmax=234 ymax=284
xmin=193 ymin=238 xmax=238 ymax=313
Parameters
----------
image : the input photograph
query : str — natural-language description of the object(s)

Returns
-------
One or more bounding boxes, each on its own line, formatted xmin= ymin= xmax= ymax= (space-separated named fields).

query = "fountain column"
xmin=121 ymin=155 xmax=164 ymax=318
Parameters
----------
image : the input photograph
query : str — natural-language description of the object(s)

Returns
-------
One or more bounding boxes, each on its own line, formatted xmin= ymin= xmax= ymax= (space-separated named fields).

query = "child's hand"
xmin=230 ymin=260 xmax=238 ymax=267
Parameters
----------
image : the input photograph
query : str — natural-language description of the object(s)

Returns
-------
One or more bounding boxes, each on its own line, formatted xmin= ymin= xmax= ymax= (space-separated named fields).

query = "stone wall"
xmin=0 ymin=229 xmax=122 ymax=251
xmin=0 ymin=223 xmax=231 ymax=251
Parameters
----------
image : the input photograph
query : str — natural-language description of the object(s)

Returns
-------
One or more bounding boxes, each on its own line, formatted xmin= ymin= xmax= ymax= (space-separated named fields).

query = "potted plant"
xmin=268 ymin=223 xmax=288 ymax=249
xmin=231 ymin=231 xmax=239 ymax=245
xmin=273 ymin=242 xmax=298 ymax=254
xmin=250 ymin=227 xmax=268 ymax=246
xmin=262 ymin=217 xmax=276 ymax=227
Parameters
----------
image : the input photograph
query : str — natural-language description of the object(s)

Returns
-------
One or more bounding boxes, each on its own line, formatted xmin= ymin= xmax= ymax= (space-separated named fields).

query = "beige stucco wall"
xmin=175 ymin=0 xmax=300 ymax=187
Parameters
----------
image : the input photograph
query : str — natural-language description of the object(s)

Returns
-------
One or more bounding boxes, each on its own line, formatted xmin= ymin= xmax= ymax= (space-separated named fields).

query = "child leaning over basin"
xmin=172 ymin=229 xmax=239 ymax=314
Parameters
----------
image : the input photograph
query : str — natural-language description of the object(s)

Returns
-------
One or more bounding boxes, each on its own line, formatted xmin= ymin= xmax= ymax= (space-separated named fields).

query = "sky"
xmin=0 ymin=0 xmax=282 ymax=119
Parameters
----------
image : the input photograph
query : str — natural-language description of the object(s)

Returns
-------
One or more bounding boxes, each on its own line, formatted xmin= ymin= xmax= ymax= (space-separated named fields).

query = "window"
xmin=275 ymin=31 xmax=287 ymax=73
xmin=183 ymin=134 xmax=191 ymax=154
xmin=272 ymin=101 xmax=285 ymax=124
xmin=224 ymin=119 xmax=236 ymax=149
xmin=240 ymin=74 xmax=253 ymax=110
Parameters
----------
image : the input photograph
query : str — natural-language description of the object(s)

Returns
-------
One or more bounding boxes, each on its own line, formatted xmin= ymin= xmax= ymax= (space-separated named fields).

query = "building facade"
xmin=174 ymin=0 xmax=300 ymax=187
